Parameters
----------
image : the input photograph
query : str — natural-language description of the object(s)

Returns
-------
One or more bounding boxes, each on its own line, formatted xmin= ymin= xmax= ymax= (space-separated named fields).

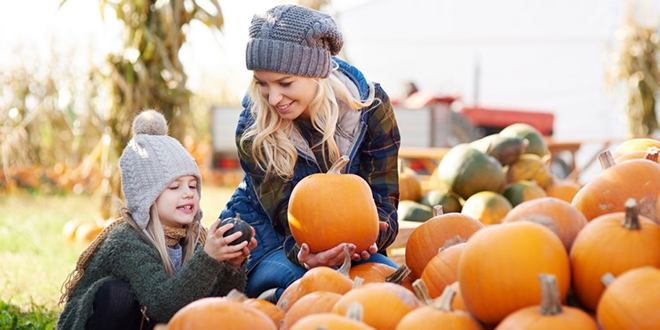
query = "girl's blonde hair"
xmin=241 ymin=70 xmax=375 ymax=179
xmin=125 ymin=206 xmax=199 ymax=277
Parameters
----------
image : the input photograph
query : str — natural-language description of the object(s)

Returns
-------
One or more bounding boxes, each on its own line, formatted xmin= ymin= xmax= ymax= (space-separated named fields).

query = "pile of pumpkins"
xmin=398 ymin=123 xmax=582 ymax=225
xmin=140 ymin=133 xmax=660 ymax=329
xmin=62 ymin=218 xmax=108 ymax=244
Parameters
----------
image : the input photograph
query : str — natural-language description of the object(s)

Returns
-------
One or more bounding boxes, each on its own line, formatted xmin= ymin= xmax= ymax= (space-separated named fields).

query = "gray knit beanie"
xmin=246 ymin=4 xmax=343 ymax=78
xmin=119 ymin=110 xmax=202 ymax=231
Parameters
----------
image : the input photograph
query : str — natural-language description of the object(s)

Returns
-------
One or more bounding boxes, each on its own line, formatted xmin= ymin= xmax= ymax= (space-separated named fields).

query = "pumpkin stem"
xmin=385 ymin=264 xmax=412 ymax=284
xmin=601 ymin=272 xmax=616 ymax=286
xmin=598 ymin=150 xmax=616 ymax=170
xmin=622 ymin=198 xmax=641 ymax=230
xmin=345 ymin=302 xmax=365 ymax=322
xmin=412 ymin=279 xmax=435 ymax=305
xmin=645 ymin=146 xmax=659 ymax=163
xmin=352 ymin=276 xmax=364 ymax=289
xmin=235 ymin=213 xmax=241 ymax=221
xmin=433 ymin=285 xmax=456 ymax=312
xmin=226 ymin=289 xmax=248 ymax=303
xmin=443 ymin=235 xmax=466 ymax=249
xmin=538 ymin=274 xmax=562 ymax=316
xmin=432 ymin=205 xmax=444 ymax=217
xmin=328 ymin=155 xmax=350 ymax=174
xmin=338 ymin=245 xmax=351 ymax=277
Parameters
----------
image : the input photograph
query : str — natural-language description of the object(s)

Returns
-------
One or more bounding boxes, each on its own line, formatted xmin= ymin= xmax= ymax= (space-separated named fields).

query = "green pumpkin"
xmin=499 ymin=123 xmax=549 ymax=157
xmin=501 ymin=180 xmax=547 ymax=207
xmin=419 ymin=189 xmax=462 ymax=213
xmin=220 ymin=213 xmax=253 ymax=246
xmin=436 ymin=144 xmax=505 ymax=200
xmin=398 ymin=200 xmax=434 ymax=222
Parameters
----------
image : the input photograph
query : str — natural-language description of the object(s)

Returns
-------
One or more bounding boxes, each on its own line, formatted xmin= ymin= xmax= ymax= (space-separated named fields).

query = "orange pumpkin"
xmin=495 ymin=274 xmax=599 ymax=330
xmin=291 ymin=303 xmax=376 ymax=330
xmin=420 ymin=242 xmax=466 ymax=298
xmin=167 ymin=290 xmax=277 ymax=330
xmin=348 ymin=263 xmax=412 ymax=289
xmin=297 ymin=251 xmax=354 ymax=299
xmin=572 ymin=150 xmax=660 ymax=223
xmin=332 ymin=282 xmax=422 ymax=330
xmin=501 ymin=197 xmax=588 ymax=251
xmin=614 ymin=146 xmax=659 ymax=163
xmin=396 ymin=280 xmax=484 ymax=330
xmin=544 ymin=178 xmax=581 ymax=203
xmin=277 ymin=279 xmax=302 ymax=312
xmin=569 ymin=198 xmax=660 ymax=311
xmin=405 ymin=206 xmax=484 ymax=280
xmin=243 ymin=298 xmax=285 ymax=328
xmin=448 ymin=281 xmax=466 ymax=312
xmin=280 ymin=291 xmax=342 ymax=330
xmin=399 ymin=165 xmax=423 ymax=202
xmin=288 ymin=156 xmax=379 ymax=253
xmin=597 ymin=267 xmax=660 ymax=330
xmin=457 ymin=221 xmax=571 ymax=326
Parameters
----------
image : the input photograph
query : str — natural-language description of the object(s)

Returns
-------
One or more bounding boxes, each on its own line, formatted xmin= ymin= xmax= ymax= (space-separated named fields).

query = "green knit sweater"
xmin=56 ymin=222 xmax=247 ymax=329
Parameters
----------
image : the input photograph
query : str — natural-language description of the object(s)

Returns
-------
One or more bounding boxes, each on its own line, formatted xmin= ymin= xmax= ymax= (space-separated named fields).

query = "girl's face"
xmin=253 ymin=70 xmax=318 ymax=120
xmin=155 ymin=175 xmax=200 ymax=228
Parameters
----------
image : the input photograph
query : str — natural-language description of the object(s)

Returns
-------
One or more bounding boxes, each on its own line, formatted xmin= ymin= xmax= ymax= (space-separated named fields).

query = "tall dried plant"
xmin=607 ymin=2 xmax=660 ymax=138
xmin=60 ymin=0 xmax=224 ymax=218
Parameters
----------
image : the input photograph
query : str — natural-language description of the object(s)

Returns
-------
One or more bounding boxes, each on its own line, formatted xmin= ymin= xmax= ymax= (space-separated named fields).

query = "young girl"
xmin=220 ymin=4 xmax=401 ymax=301
xmin=57 ymin=110 xmax=257 ymax=330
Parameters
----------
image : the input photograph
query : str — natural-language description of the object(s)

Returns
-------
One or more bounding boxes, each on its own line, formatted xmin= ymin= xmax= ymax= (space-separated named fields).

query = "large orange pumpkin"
xmin=495 ymin=274 xmax=599 ymax=330
xmin=501 ymin=197 xmax=587 ymax=251
xmin=167 ymin=290 xmax=277 ymax=330
xmin=572 ymin=150 xmax=660 ymax=223
xmin=405 ymin=206 xmax=484 ymax=279
xmin=597 ymin=267 xmax=660 ymax=330
xmin=277 ymin=279 xmax=302 ymax=312
xmin=569 ymin=199 xmax=660 ymax=311
xmin=457 ymin=221 xmax=571 ymax=326
xmin=288 ymin=156 xmax=379 ymax=253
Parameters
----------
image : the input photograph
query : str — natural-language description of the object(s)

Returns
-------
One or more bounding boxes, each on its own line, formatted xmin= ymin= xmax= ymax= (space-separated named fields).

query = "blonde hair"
xmin=127 ymin=206 xmax=199 ymax=277
xmin=241 ymin=70 xmax=375 ymax=179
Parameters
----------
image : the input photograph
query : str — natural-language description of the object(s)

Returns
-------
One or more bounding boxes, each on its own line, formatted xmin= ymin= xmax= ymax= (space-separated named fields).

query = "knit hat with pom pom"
xmin=119 ymin=109 xmax=202 ymax=231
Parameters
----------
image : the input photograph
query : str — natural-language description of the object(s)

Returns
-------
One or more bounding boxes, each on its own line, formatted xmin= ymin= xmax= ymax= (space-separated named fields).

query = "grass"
xmin=0 ymin=185 xmax=236 ymax=327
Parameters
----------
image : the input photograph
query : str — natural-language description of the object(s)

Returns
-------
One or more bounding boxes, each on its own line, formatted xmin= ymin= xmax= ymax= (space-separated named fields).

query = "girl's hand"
xmin=204 ymin=219 xmax=250 ymax=264
xmin=227 ymin=227 xmax=258 ymax=267
xmin=297 ymin=242 xmax=356 ymax=269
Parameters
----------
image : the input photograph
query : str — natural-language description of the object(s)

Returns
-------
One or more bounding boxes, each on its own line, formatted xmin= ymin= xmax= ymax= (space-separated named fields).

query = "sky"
xmin=0 ymin=0 xmax=367 ymax=102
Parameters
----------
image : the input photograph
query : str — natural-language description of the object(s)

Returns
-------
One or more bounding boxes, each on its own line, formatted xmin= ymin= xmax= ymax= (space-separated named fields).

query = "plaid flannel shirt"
xmin=237 ymin=75 xmax=400 ymax=268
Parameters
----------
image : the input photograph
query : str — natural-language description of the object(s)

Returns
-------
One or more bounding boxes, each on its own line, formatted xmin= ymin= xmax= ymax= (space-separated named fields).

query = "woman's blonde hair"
xmin=241 ymin=69 xmax=375 ymax=179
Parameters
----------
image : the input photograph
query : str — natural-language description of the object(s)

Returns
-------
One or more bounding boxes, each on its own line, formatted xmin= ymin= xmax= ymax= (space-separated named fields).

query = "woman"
xmin=220 ymin=4 xmax=401 ymax=301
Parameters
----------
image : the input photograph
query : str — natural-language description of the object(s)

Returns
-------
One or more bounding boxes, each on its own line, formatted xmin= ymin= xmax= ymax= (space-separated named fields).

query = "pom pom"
xmin=132 ymin=109 xmax=168 ymax=136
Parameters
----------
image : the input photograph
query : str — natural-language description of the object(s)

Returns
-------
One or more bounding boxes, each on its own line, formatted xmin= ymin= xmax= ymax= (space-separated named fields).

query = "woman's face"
xmin=253 ymin=70 xmax=318 ymax=120
xmin=155 ymin=175 xmax=200 ymax=228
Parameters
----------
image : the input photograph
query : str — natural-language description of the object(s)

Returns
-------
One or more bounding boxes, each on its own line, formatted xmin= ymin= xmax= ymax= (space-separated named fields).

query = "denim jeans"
xmin=245 ymin=249 xmax=399 ymax=300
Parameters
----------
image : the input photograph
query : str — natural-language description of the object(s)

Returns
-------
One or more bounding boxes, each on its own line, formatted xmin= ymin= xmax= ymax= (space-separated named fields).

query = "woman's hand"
xmin=204 ymin=219 xmax=256 ymax=266
xmin=297 ymin=242 xmax=356 ymax=269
